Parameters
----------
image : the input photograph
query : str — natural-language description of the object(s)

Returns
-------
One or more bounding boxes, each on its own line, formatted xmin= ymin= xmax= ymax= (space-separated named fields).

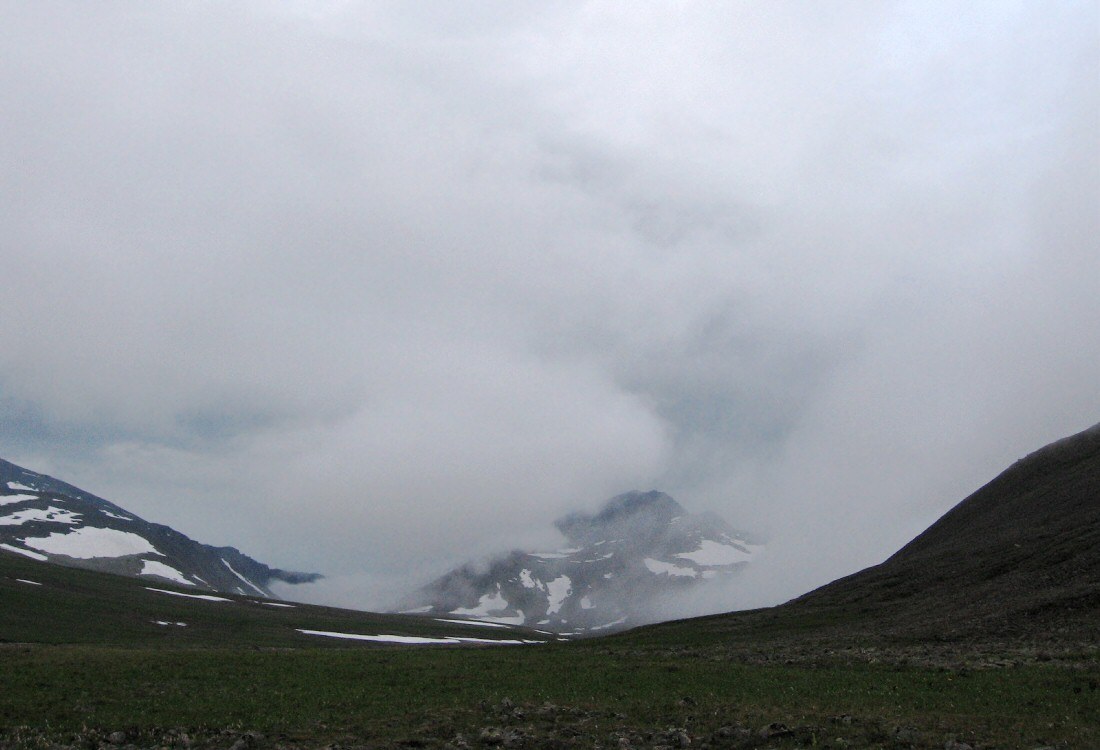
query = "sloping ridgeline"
xmin=624 ymin=421 xmax=1100 ymax=649
xmin=0 ymin=456 xmax=319 ymax=598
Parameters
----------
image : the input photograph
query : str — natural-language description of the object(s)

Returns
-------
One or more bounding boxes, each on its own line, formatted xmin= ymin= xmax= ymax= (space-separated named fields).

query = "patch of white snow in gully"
xmin=435 ymin=618 xmax=514 ymax=629
xmin=295 ymin=629 xmax=536 ymax=645
xmin=140 ymin=560 xmax=195 ymax=586
xmin=222 ymin=558 xmax=267 ymax=596
xmin=146 ymin=587 xmax=231 ymax=602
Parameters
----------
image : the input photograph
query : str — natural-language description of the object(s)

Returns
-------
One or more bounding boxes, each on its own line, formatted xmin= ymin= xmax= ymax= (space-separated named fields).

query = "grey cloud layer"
xmin=1 ymin=2 xmax=1096 ymax=610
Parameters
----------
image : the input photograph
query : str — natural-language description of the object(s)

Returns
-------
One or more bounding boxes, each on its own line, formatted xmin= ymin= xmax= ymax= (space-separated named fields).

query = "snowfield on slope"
xmin=141 ymin=560 xmax=195 ymax=586
xmin=0 ymin=543 xmax=48 ymax=560
xmin=0 ymin=506 xmax=82 ymax=526
xmin=644 ymin=558 xmax=698 ymax=577
xmin=674 ymin=539 xmax=757 ymax=565
xmin=222 ymin=558 xmax=266 ymax=596
xmin=435 ymin=618 xmax=514 ymax=629
xmin=146 ymin=587 xmax=231 ymax=602
xmin=22 ymin=527 xmax=159 ymax=559
xmin=519 ymin=569 xmax=543 ymax=589
xmin=451 ymin=587 xmax=527 ymax=625
xmin=0 ymin=493 xmax=39 ymax=507
xmin=296 ymin=629 xmax=539 ymax=645
xmin=546 ymin=575 xmax=572 ymax=615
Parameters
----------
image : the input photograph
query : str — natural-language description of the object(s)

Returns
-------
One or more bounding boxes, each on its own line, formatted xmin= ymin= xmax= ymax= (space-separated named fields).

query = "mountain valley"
xmin=2 ymin=423 xmax=1099 ymax=749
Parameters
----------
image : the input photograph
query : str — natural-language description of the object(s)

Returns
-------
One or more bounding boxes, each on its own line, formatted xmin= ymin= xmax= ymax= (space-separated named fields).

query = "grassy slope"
xmin=2 ymin=552 xmax=1098 ymax=749
xmin=0 ymin=552 xmax=550 ymax=647
xmin=1 ymin=642 xmax=1096 ymax=749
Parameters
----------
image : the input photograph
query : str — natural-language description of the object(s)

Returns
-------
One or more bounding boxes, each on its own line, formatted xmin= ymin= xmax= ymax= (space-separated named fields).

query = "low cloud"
xmin=1 ymin=2 xmax=1096 ymax=612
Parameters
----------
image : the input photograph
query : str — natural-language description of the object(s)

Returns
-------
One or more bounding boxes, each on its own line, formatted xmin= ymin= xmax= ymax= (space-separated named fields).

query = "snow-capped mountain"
xmin=403 ymin=491 xmax=763 ymax=634
xmin=0 ymin=457 xmax=319 ymax=597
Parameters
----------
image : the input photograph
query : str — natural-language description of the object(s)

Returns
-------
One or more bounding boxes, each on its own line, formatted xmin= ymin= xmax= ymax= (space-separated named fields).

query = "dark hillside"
xmin=622 ymin=421 xmax=1100 ymax=653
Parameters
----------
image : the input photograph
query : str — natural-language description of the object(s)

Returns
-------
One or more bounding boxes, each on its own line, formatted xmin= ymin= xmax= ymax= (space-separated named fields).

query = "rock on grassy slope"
xmin=0 ymin=456 xmax=319 ymax=598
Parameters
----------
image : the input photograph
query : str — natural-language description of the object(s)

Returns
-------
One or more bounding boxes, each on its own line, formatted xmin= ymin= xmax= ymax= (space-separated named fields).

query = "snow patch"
xmin=146 ymin=587 xmax=231 ymax=602
xmin=448 ymin=586 xmax=527 ymax=626
xmin=674 ymin=540 xmax=756 ymax=566
xmin=262 ymin=601 xmax=296 ymax=608
xmin=296 ymin=629 xmax=534 ymax=646
xmin=546 ymin=575 xmax=572 ymax=615
xmin=23 ymin=527 xmax=159 ymax=559
xmin=473 ymin=613 xmax=527 ymax=626
xmin=435 ymin=618 xmax=513 ymax=629
xmin=153 ymin=621 xmax=188 ymax=627
xmin=16 ymin=578 xmax=42 ymax=586
xmin=580 ymin=596 xmax=594 ymax=610
xmin=0 ymin=506 xmax=82 ymax=526
xmin=519 ymin=569 xmax=542 ymax=589
xmin=0 ymin=493 xmax=38 ymax=507
xmin=99 ymin=510 xmax=132 ymax=521
xmin=453 ymin=588 xmax=508 ymax=617
xmin=222 ymin=558 xmax=267 ymax=596
xmin=0 ymin=543 xmax=47 ymax=561
xmin=589 ymin=617 xmax=628 ymax=631
xmin=6 ymin=482 xmax=36 ymax=491
xmin=644 ymin=558 xmax=697 ymax=577
xmin=530 ymin=548 xmax=580 ymax=559
xmin=140 ymin=560 xmax=194 ymax=586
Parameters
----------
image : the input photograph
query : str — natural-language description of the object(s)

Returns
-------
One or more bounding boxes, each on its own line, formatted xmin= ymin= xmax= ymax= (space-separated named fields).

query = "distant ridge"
xmin=0 ymin=456 xmax=320 ymax=597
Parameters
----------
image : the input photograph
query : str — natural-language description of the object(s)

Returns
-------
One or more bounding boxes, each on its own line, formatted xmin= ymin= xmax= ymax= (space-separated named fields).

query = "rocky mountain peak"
xmin=554 ymin=490 xmax=687 ymax=546
xmin=403 ymin=490 xmax=761 ymax=634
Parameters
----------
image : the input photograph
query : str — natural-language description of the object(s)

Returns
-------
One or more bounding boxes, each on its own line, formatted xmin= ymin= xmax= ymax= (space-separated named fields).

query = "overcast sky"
xmin=2 ymin=1 xmax=1097 ymax=611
